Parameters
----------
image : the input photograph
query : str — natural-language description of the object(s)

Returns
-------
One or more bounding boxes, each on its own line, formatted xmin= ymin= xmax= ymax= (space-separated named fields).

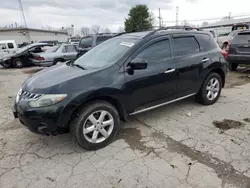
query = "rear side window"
xmin=172 ymin=37 xmax=199 ymax=57
xmin=7 ymin=43 xmax=14 ymax=49
xmin=136 ymin=39 xmax=171 ymax=63
xmin=79 ymin=37 xmax=93 ymax=48
xmin=231 ymin=32 xmax=250 ymax=44
xmin=195 ymin=34 xmax=218 ymax=50
xmin=65 ymin=45 xmax=76 ymax=52
xmin=96 ymin=36 xmax=112 ymax=45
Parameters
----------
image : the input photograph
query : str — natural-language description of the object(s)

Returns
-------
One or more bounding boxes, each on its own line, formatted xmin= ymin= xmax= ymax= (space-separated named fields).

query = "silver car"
xmin=31 ymin=44 xmax=77 ymax=67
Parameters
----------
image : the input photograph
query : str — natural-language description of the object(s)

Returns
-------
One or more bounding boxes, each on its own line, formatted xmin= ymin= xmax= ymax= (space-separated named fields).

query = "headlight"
xmin=16 ymin=88 xmax=22 ymax=103
xmin=29 ymin=94 xmax=67 ymax=108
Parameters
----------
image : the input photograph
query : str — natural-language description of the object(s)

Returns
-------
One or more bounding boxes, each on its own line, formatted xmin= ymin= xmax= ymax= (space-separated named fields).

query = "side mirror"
xmin=129 ymin=58 xmax=148 ymax=70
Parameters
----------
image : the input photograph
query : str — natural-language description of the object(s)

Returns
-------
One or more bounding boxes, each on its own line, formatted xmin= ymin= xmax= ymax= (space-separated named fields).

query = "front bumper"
xmin=32 ymin=60 xmax=53 ymax=67
xmin=13 ymin=100 xmax=69 ymax=135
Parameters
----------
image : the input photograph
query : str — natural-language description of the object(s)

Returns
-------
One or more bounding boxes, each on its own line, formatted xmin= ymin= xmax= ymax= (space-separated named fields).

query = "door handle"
xmin=164 ymin=68 xmax=175 ymax=74
xmin=201 ymin=58 xmax=209 ymax=62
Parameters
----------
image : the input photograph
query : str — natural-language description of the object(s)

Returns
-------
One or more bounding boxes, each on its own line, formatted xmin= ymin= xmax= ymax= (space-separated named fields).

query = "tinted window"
xmin=65 ymin=45 xmax=76 ymax=52
xmin=79 ymin=37 xmax=93 ymax=48
xmin=0 ymin=43 xmax=6 ymax=50
xmin=195 ymin=34 xmax=218 ymax=50
xmin=137 ymin=40 xmax=171 ymax=62
xmin=173 ymin=37 xmax=199 ymax=56
xmin=96 ymin=36 xmax=112 ymax=45
xmin=231 ymin=32 xmax=250 ymax=44
xmin=7 ymin=43 xmax=14 ymax=49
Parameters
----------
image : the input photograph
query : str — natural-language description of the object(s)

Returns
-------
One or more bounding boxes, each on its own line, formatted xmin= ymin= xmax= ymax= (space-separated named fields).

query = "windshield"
xmin=74 ymin=37 xmax=138 ymax=69
xmin=45 ymin=45 xmax=60 ymax=52
xmin=16 ymin=44 xmax=35 ymax=53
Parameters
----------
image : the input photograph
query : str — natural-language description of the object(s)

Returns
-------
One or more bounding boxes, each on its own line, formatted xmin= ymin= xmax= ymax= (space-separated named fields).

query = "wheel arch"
xmin=209 ymin=68 xmax=225 ymax=87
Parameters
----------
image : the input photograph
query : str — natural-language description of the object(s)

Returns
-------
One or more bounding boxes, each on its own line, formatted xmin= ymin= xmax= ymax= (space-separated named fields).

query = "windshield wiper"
xmin=72 ymin=63 xmax=86 ymax=70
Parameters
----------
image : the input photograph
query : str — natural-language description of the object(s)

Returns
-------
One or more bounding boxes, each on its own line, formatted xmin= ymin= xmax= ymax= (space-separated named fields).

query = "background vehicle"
xmin=232 ymin=23 xmax=250 ymax=31
xmin=0 ymin=43 xmax=53 ymax=68
xmin=227 ymin=29 xmax=250 ymax=71
xmin=76 ymin=33 xmax=115 ymax=58
xmin=217 ymin=30 xmax=241 ymax=49
xmin=0 ymin=40 xmax=18 ymax=59
xmin=31 ymin=43 xmax=77 ymax=67
xmin=68 ymin=37 xmax=81 ymax=44
xmin=13 ymin=29 xmax=227 ymax=150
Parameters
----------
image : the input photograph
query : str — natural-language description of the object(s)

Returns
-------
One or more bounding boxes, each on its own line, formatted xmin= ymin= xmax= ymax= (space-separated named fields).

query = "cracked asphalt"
xmin=1 ymin=67 xmax=250 ymax=188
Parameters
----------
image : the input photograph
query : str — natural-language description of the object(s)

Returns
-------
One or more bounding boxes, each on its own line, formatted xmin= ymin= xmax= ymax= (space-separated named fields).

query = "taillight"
xmin=225 ymin=41 xmax=230 ymax=52
xmin=221 ymin=50 xmax=228 ymax=59
xmin=33 ymin=56 xmax=45 ymax=61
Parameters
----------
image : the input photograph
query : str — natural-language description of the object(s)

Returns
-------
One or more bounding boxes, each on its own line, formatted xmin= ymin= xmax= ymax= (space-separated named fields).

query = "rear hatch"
xmin=229 ymin=31 xmax=250 ymax=54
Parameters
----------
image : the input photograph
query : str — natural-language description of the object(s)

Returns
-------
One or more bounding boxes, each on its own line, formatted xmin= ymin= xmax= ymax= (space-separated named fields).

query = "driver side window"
xmin=136 ymin=39 xmax=171 ymax=64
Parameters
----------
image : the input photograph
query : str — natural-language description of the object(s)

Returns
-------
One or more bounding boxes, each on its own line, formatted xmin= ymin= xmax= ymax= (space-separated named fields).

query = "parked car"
xmin=13 ymin=29 xmax=227 ymax=150
xmin=31 ymin=43 xmax=78 ymax=67
xmin=0 ymin=40 xmax=18 ymax=59
xmin=76 ymin=33 xmax=115 ymax=58
xmin=227 ymin=29 xmax=250 ymax=71
xmin=0 ymin=43 xmax=53 ymax=68
xmin=217 ymin=30 xmax=241 ymax=49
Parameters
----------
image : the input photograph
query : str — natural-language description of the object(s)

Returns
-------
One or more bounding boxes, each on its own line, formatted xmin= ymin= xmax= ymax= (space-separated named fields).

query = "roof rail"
xmin=142 ymin=25 xmax=203 ymax=38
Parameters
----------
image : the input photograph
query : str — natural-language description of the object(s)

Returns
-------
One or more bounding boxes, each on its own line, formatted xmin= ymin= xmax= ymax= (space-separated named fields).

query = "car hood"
xmin=22 ymin=63 xmax=98 ymax=94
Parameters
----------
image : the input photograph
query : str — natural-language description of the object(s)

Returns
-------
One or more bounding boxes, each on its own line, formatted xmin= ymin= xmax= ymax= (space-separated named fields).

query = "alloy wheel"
xmin=206 ymin=78 xmax=220 ymax=100
xmin=83 ymin=110 xmax=114 ymax=143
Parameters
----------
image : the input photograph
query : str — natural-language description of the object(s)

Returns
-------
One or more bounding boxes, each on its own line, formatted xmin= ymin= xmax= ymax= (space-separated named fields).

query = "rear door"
xmin=230 ymin=32 xmax=250 ymax=55
xmin=172 ymin=34 xmax=210 ymax=98
xmin=63 ymin=45 xmax=77 ymax=60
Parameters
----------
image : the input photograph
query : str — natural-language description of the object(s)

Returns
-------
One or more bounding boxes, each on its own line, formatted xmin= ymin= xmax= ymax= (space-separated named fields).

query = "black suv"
xmin=227 ymin=29 xmax=250 ymax=71
xmin=13 ymin=28 xmax=227 ymax=150
xmin=76 ymin=33 xmax=115 ymax=58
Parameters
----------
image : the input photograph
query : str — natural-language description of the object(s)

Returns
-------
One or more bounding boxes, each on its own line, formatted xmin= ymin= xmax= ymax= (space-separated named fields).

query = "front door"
xmin=123 ymin=36 xmax=177 ymax=114
xmin=171 ymin=35 xmax=210 ymax=98
xmin=0 ymin=43 xmax=8 ymax=59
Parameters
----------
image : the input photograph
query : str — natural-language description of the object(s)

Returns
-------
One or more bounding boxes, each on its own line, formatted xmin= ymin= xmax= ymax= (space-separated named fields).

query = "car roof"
xmin=118 ymin=30 xmax=209 ymax=40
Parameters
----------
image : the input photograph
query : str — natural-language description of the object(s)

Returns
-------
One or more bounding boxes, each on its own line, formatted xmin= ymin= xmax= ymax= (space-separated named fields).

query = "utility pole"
xmin=17 ymin=0 xmax=30 ymax=42
xmin=228 ymin=12 xmax=232 ymax=20
xmin=176 ymin=6 xmax=179 ymax=26
xmin=158 ymin=8 xmax=162 ymax=28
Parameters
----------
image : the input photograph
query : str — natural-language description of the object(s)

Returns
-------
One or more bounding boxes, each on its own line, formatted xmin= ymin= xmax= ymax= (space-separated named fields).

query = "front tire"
xmin=71 ymin=101 xmax=120 ymax=150
xmin=196 ymin=72 xmax=222 ymax=105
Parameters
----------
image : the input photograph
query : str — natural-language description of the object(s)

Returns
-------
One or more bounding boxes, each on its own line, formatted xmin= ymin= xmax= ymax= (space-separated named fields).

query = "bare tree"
xmin=117 ymin=26 xmax=125 ymax=33
xmin=91 ymin=25 xmax=100 ymax=34
xmin=81 ymin=26 xmax=90 ymax=35
xmin=103 ymin=27 xmax=111 ymax=33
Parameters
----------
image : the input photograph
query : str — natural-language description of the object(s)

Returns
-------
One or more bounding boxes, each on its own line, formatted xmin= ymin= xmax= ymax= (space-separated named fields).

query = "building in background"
xmin=200 ymin=17 xmax=250 ymax=35
xmin=0 ymin=27 xmax=74 ymax=45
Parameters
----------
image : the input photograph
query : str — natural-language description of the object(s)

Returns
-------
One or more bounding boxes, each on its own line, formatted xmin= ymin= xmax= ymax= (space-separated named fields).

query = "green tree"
xmin=124 ymin=5 xmax=153 ymax=32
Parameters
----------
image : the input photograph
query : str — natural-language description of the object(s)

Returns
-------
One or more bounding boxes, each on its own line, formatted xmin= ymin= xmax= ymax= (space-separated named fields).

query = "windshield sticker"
xmin=120 ymin=42 xmax=134 ymax=47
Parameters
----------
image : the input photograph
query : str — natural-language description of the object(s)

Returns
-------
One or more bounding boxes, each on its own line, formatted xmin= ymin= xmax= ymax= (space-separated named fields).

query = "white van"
xmin=0 ymin=40 xmax=18 ymax=59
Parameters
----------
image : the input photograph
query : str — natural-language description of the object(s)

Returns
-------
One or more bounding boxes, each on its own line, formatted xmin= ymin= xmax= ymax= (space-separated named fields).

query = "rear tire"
xmin=196 ymin=72 xmax=222 ymax=105
xmin=228 ymin=62 xmax=238 ymax=71
xmin=71 ymin=101 xmax=120 ymax=150
xmin=12 ymin=58 xmax=23 ymax=68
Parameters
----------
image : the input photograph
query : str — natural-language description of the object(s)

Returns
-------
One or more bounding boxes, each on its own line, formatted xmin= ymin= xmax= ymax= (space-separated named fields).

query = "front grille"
xmin=19 ymin=90 xmax=43 ymax=101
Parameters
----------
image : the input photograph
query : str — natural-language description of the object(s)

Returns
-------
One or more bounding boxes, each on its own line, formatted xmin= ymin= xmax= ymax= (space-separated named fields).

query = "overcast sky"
xmin=1 ymin=0 xmax=250 ymax=33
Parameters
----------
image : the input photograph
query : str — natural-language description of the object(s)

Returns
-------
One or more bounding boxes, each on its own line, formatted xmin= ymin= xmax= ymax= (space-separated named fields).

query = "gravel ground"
xmin=1 ymin=66 xmax=250 ymax=188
